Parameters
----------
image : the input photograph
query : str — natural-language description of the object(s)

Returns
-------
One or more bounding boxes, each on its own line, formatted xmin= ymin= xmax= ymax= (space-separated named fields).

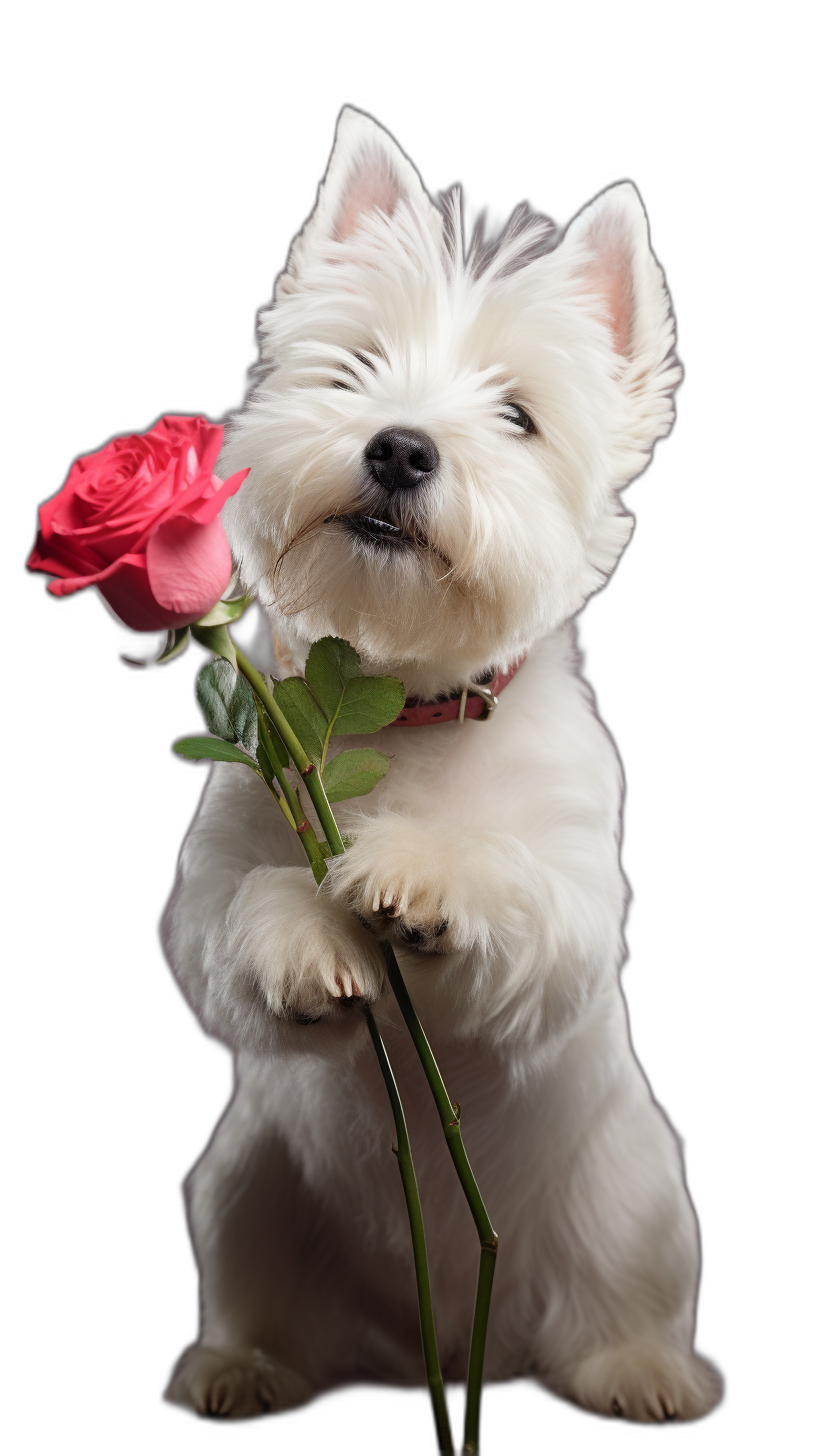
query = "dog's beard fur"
xmin=218 ymin=120 xmax=678 ymax=687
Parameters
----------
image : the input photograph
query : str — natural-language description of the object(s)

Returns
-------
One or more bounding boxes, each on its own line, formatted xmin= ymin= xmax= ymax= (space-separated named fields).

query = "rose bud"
xmin=27 ymin=415 xmax=249 ymax=632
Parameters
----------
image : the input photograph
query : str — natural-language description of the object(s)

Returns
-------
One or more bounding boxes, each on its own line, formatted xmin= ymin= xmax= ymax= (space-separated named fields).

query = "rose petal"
xmin=145 ymin=514 xmax=233 ymax=617
xmin=36 ymin=460 xmax=86 ymax=540
xmin=27 ymin=527 xmax=108 ymax=583
xmin=95 ymin=555 xmax=203 ymax=632
xmin=153 ymin=416 xmax=223 ymax=478
xmin=186 ymin=468 xmax=250 ymax=524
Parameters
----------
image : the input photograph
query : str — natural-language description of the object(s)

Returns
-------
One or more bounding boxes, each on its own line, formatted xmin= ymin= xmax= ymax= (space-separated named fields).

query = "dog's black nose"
xmin=364 ymin=428 xmax=439 ymax=493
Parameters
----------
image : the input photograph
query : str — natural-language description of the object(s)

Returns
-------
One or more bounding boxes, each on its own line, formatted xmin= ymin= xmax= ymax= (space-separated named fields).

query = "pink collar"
xmin=389 ymin=657 xmax=526 ymax=726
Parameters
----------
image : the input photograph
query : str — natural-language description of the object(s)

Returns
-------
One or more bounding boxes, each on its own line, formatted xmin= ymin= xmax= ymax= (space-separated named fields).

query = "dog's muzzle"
xmin=336 ymin=427 xmax=439 ymax=549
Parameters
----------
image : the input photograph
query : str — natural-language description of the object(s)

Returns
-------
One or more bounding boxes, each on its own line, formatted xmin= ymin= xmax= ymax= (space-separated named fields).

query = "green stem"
xmin=463 ymin=1249 xmax=498 ymax=1453
xmin=364 ymin=1006 xmax=454 ymax=1456
xmin=263 ymin=773 xmax=298 ymax=832
xmin=235 ymin=647 xmax=345 ymax=857
xmin=382 ymin=943 xmax=498 ymax=1454
xmin=245 ymin=649 xmax=451 ymax=1443
xmin=254 ymin=697 xmax=327 ymax=882
xmin=234 ymin=633 xmax=493 ymax=1449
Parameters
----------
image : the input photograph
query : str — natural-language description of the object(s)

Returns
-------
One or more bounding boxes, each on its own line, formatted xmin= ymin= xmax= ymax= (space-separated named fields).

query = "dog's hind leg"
xmin=531 ymin=988 xmax=723 ymax=1422
xmin=165 ymin=1080 xmax=353 ymax=1419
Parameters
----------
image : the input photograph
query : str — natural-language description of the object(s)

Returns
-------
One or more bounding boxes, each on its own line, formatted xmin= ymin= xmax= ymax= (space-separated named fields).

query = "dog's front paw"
xmin=327 ymin=814 xmax=510 ymax=957
xmin=226 ymin=865 xmax=384 ymax=1020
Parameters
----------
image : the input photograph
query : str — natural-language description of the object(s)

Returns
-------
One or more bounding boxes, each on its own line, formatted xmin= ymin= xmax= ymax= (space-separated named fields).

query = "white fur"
xmin=164 ymin=108 xmax=720 ymax=1423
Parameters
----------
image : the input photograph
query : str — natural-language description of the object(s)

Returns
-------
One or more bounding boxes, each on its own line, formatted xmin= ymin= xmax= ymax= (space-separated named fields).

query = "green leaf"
xmin=173 ymin=737 xmax=260 ymax=770
xmin=194 ymin=593 xmax=254 ymax=628
xmin=196 ymin=659 xmax=258 ymax=753
xmin=273 ymin=677 xmax=327 ymax=765
xmin=190 ymin=622 xmax=237 ymax=669
xmin=271 ymin=640 xmax=406 ymax=775
xmin=304 ymin=637 xmax=405 ymax=745
xmin=330 ymin=675 xmax=406 ymax=735
xmin=121 ymin=626 xmax=190 ymax=668
xmin=322 ymin=748 xmax=391 ymax=802
xmin=305 ymin=637 xmax=363 ymax=716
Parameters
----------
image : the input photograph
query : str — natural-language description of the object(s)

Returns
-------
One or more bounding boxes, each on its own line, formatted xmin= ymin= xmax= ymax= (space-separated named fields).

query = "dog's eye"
xmin=500 ymin=402 xmax=536 ymax=435
xmin=332 ymin=348 xmax=380 ymax=391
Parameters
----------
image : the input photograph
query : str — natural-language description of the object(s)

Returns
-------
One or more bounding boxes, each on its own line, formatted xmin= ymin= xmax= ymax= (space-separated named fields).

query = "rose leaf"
xmin=196 ymin=659 xmax=258 ymax=754
xmin=322 ymin=748 xmax=391 ymax=803
xmin=330 ymin=675 xmax=406 ymax=736
xmin=305 ymin=637 xmax=363 ymax=718
xmin=173 ymin=737 xmax=261 ymax=771
xmin=272 ymin=677 xmax=328 ymax=766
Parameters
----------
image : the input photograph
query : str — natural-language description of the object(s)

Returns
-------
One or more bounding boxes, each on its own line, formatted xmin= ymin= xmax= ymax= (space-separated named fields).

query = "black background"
xmin=15 ymin=45 xmax=775 ymax=1456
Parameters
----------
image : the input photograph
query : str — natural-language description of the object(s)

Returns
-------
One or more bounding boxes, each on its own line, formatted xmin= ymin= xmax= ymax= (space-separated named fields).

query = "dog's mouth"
xmin=323 ymin=512 xmax=453 ymax=571
xmin=337 ymin=513 xmax=421 ymax=550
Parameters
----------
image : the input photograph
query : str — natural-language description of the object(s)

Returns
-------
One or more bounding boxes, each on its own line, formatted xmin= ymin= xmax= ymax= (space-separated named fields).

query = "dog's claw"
xmin=332 ymin=969 xmax=360 ymax=1001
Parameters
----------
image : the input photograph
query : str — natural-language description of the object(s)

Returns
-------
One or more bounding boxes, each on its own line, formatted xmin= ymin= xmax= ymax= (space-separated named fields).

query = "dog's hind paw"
xmin=550 ymin=1341 xmax=723 ymax=1422
xmin=165 ymin=1343 xmax=312 ymax=1419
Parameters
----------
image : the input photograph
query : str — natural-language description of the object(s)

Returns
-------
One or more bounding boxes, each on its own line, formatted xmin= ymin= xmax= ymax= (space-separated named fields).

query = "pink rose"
xmin=27 ymin=415 xmax=249 ymax=632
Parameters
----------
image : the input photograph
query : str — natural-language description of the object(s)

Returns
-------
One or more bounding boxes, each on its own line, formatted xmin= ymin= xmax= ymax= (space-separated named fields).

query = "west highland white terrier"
xmin=164 ymin=106 xmax=722 ymax=1424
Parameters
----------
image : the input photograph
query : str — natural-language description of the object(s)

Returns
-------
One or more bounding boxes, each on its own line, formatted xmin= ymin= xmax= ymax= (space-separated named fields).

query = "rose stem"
xmin=235 ymin=647 xmax=345 ymax=857
xmin=236 ymin=637 xmax=493 ymax=1449
xmin=364 ymin=1005 xmax=454 ymax=1455
xmin=238 ymin=647 xmax=452 ymax=1444
xmin=254 ymin=695 xmax=328 ymax=881
xmin=382 ymin=943 xmax=498 ymax=1455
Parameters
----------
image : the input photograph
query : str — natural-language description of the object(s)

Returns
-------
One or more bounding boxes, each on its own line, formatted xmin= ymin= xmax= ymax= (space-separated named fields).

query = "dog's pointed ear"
xmin=321 ymin=106 xmax=433 ymax=243
xmin=283 ymin=107 xmax=438 ymax=277
xmin=561 ymin=182 xmax=681 ymax=476
xmin=561 ymin=182 xmax=674 ymax=360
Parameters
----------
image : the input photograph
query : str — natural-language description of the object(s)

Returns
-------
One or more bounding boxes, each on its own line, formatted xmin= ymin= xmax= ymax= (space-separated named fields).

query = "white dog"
xmin=164 ymin=106 xmax=722 ymax=1424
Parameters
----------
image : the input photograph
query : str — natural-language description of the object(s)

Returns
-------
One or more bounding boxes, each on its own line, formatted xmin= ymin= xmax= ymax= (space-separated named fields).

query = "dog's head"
xmin=222 ymin=107 xmax=680 ymax=689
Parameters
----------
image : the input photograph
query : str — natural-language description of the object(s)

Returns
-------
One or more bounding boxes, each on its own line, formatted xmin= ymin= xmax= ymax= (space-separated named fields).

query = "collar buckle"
xmin=458 ymin=681 xmax=500 ymax=724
